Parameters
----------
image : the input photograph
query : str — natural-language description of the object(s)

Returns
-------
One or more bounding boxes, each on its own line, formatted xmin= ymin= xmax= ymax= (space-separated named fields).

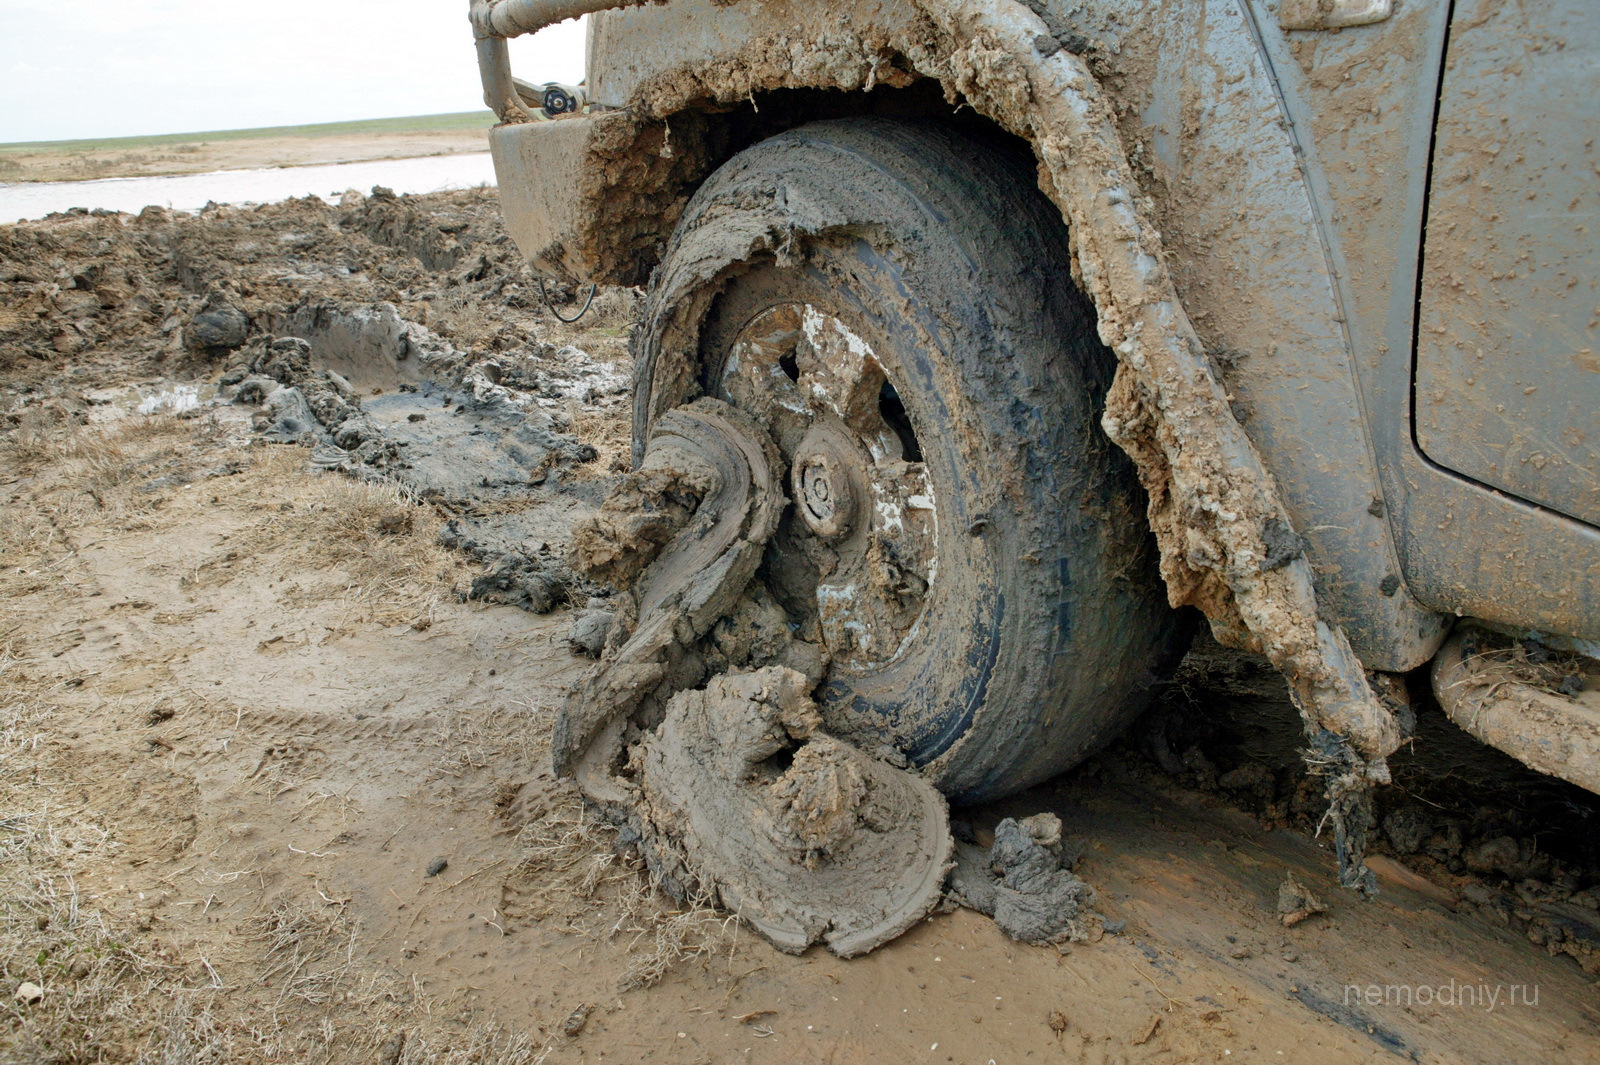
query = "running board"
xmin=1432 ymin=624 xmax=1600 ymax=794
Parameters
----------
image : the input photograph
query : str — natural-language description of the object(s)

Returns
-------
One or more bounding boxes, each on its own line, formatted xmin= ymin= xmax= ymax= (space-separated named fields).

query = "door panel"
xmin=1415 ymin=0 xmax=1600 ymax=527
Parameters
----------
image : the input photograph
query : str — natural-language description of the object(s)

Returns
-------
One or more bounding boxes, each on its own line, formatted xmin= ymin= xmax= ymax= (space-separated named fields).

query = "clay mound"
xmin=639 ymin=667 xmax=952 ymax=957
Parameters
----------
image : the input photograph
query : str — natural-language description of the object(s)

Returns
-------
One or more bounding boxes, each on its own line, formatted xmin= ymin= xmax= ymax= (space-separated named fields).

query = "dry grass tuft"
xmin=1452 ymin=631 xmax=1597 ymax=701
xmin=509 ymin=798 xmax=740 ymax=991
xmin=247 ymin=897 xmax=360 ymax=1009
xmin=612 ymin=875 xmax=741 ymax=992
xmin=423 ymin=292 xmax=501 ymax=352
xmin=431 ymin=697 xmax=554 ymax=776
xmin=181 ymin=446 xmax=469 ymax=626
xmin=0 ymin=658 xmax=194 ymax=1064
xmin=391 ymin=1019 xmax=548 ymax=1065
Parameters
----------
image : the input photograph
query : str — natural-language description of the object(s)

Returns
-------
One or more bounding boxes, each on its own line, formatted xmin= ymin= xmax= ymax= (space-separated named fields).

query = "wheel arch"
xmin=492 ymin=0 xmax=1422 ymax=824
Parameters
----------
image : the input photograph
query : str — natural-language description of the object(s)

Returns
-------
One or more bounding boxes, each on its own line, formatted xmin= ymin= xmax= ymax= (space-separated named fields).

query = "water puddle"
xmin=0 ymin=153 xmax=496 ymax=222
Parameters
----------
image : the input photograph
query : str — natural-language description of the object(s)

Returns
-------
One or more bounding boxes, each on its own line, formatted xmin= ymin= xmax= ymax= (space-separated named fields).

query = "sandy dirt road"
xmin=2 ymin=189 xmax=1598 ymax=1065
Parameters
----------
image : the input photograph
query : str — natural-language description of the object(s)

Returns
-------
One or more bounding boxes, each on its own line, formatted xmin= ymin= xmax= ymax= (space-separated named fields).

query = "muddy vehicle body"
xmin=467 ymin=0 xmax=1599 ymax=911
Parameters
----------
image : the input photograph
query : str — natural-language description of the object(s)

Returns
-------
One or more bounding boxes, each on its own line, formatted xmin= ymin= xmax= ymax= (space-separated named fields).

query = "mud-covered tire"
xmin=634 ymin=118 xmax=1184 ymax=803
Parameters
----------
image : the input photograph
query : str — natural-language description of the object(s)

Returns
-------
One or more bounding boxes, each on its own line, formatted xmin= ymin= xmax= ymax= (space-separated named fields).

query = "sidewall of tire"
xmin=634 ymin=118 xmax=1180 ymax=803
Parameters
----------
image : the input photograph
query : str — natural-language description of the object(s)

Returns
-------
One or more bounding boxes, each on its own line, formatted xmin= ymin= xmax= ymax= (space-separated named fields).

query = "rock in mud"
xmin=561 ymin=1003 xmax=593 ymax=1038
xmin=184 ymin=296 xmax=250 ymax=352
xmin=566 ymin=609 xmax=613 ymax=657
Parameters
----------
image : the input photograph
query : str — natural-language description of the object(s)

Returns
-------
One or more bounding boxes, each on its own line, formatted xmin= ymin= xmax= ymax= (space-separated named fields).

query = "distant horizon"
xmin=1 ymin=1 xmax=584 ymax=143
xmin=0 ymin=110 xmax=498 ymax=152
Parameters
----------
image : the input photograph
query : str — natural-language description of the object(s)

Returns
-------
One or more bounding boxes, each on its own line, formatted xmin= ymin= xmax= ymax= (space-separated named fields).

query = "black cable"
xmin=538 ymin=278 xmax=597 ymax=323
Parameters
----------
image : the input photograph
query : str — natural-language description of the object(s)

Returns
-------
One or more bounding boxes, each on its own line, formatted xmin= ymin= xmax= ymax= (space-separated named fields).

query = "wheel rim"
xmin=719 ymin=303 xmax=938 ymax=674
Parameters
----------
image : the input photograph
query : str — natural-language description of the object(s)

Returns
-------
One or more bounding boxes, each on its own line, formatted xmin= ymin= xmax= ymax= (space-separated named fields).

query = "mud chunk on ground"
xmin=468 ymin=552 xmax=579 ymax=614
xmin=256 ymin=386 xmax=318 ymax=443
xmin=1277 ymin=873 xmax=1328 ymax=927
xmin=566 ymin=609 xmax=613 ymax=657
xmin=251 ymin=336 xmax=313 ymax=385
xmin=636 ymin=667 xmax=952 ymax=958
xmin=993 ymin=816 xmax=1094 ymax=943
xmin=184 ymin=295 xmax=250 ymax=353
xmin=1463 ymin=835 xmax=1551 ymax=881
xmin=554 ymin=399 xmax=787 ymax=781
xmin=1382 ymin=807 xmax=1432 ymax=855
xmin=948 ymin=814 xmax=1095 ymax=945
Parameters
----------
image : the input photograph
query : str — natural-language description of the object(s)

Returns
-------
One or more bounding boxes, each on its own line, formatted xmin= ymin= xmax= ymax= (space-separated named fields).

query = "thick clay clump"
xmin=949 ymin=813 xmax=1098 ymax=945
xmin=637 ymin=667 xmax=952 ymax=957
xmin=557 ymin=397 xmax=956 ymax=956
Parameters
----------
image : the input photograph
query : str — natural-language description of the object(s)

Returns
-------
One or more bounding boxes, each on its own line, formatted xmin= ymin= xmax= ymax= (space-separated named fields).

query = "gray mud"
xmin=554 ymin=398 xmax=960 ymax=956
xmin=949 ymin=813 xmax=1098 ymax=945
xmin=1 ymin=186 xmax=637 ymax=617
xmin=638 ymin=667 xmax=953 ymax=957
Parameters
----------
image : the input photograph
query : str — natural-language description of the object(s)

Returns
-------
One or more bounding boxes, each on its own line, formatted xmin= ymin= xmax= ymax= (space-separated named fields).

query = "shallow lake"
xmin=0 ymin=152 xmax=497 ymax=222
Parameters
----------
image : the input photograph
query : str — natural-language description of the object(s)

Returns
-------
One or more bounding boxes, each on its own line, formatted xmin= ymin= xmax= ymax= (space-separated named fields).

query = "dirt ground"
xmin=0 ymin=128 xmax=489 ymax=184
xmin=3 ymin=189 xmax=1599 ymax=1065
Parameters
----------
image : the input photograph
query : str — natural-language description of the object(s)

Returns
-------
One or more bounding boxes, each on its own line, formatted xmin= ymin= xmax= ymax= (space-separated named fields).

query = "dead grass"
xmin=180 ymin=445 xmax=470 ymax=627
xmin=423 ymin=292 xmax=501 ymax=352
xmin=431 ymin=696 xmax=555 ymax=777
xmin=509 ymin=798 xmax=741 ymax=991
xmin=0 ymin=413 xmax=237 ymax=606
xmin=390 ymin=1019 xmax=548 ymax=1065
xmin=0 ymin=653 xmax=198 ymax=1065
xmin=1452 ymin=630 xmax=1597 ymax=701
xmin=3 ymin=409 xmax=203 ymax=480
xmin=0 ymin=418 xmax=531 ymax=1063
xmin=248 ymin=898 xmax=360 ymax=1010
xmin=3 ymin=413 xmax=465 ymax=630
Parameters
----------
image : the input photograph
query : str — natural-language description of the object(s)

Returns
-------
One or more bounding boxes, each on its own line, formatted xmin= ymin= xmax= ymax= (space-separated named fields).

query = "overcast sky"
xmin=0 ymin=1 xmax=587 ymax=144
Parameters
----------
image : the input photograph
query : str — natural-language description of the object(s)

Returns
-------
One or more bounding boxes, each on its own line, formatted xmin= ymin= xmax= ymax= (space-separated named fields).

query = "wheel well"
xmin=643 ymin=80 xmax=1035 ymax=276
xmin=692 ymin=79 xmax=1027 ymax=166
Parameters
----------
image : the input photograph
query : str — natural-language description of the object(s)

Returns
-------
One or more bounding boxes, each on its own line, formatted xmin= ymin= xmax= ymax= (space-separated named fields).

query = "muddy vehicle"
xmin=465 ymin=0 xmax=1599 ymax=944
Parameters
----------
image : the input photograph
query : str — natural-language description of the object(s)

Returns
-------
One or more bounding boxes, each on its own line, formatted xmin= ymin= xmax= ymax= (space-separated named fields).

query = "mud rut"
xmin=2 ymin=190 xmax=1599 ymax=1063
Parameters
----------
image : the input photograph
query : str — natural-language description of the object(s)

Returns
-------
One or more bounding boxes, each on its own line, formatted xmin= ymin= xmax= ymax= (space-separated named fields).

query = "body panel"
xmin=1415 ymin=0 xmax=1600 ymax=528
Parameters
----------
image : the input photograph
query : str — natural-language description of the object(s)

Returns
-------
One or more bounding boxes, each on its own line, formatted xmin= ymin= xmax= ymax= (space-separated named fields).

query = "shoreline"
xmin=0 ymin=114 xmax=493 ymax=184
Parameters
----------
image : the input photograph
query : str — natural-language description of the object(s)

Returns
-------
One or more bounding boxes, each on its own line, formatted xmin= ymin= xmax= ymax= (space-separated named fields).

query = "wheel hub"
xmin=793 ymin=425 xmax=860 ymax=540
xmin=720 ymin=304 xmax=937 ymax=673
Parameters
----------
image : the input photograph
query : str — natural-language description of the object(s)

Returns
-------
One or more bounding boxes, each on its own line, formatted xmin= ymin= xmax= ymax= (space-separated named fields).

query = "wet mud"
xmin=1125 ymin=631 xmax=1600 ymax=975
xmin=1 ymin=185 xmax=636 ymax=619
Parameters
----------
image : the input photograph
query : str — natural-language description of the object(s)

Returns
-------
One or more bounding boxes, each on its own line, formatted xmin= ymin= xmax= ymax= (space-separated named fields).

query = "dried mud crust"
xmin=633 ymin=118 xmax=1181 ymax=806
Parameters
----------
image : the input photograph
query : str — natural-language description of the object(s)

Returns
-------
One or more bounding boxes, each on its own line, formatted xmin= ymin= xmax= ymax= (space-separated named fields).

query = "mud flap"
xmin=557 ymin=398 xmax=953 ymax=955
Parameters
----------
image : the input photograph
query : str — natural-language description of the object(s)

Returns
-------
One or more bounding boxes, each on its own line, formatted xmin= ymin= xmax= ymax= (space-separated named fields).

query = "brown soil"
xmin=1 ymin=130 xmax=489 ymax=184
xmin=3 ymin=191 xmax=1598 ymax=1064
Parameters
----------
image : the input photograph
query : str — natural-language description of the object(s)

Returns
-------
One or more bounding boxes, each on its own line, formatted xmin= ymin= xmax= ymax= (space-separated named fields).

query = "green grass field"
xmin=0 ymin=111 xmax=497 ymax=152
